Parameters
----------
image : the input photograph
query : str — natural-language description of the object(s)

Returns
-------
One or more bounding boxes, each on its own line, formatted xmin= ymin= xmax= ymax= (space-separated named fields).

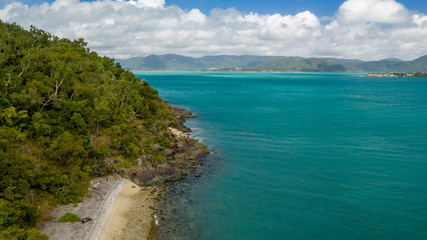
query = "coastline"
xmin=40 ymin=107 xmax=208 ymax=240
xmin=40 ymin=175 xmax=127 ymax=239
xmin=367 ymin=72 xmax=427 ymax=77
xmin=40 ymin=175 xmax=159 ymax=240
xmin=99 ymin=180 xmax=158 ymax=240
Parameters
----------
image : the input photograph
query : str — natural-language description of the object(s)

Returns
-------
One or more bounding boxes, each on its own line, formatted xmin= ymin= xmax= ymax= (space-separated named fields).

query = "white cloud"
xmin=0 ymin=0 xmax=426 ymax=60
xmin=127 ymin=0 xmax=165 ymax=8
xmin=336 ymin=0 xmax=411 ymax=25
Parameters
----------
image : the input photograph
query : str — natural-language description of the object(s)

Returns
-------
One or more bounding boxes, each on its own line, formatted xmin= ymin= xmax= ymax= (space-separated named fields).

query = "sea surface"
xmin=134 ymin=72 xmax=427 ymax=240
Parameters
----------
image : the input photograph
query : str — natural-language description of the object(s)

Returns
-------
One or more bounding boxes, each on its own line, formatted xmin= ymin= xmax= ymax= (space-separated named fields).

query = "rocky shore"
xmin=171 ymin=107 xmax=199 ymax=133
xmin=120 ymin=107 xmax=209 ymax=186
xmin=40 ymin=107 xmax=209 ymax=239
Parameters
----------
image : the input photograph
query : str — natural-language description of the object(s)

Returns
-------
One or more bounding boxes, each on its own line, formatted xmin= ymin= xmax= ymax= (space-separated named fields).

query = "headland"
xmin=40 ymin=107 xmax=209 ymax=239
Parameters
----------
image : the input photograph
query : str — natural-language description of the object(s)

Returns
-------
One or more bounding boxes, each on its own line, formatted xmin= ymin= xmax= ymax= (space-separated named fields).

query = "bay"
xmin=134 ymin=72 xmax=427 ymax=240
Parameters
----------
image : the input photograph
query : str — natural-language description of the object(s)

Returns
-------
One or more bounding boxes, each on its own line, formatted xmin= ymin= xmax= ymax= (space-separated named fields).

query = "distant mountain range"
xmin=117 ymin=54 xmax=427 ymax=72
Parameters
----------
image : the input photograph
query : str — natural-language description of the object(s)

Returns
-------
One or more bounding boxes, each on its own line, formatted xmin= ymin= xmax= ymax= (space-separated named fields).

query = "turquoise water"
xmin=134 ymin=72 xmax=427 ymax=240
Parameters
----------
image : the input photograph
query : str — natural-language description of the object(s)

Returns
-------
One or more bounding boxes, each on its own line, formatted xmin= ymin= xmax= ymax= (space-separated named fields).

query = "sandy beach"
xmin=40 ymin=175 xmax=158 ymax=240
xmin=40 ymin=116 xmax=206 ymax=240
xmin=100 ymin=180 xmax=158 ymax=240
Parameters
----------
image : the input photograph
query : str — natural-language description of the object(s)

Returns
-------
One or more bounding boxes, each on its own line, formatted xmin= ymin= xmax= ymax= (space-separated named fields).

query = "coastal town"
xmin=368 ymin=72 xmax=427 ymax=77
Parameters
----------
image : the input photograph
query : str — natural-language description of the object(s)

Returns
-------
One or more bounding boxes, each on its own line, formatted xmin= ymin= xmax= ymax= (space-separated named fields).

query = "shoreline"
xmin=367 ymin=72 xmax=427 ymax=77
xmin=40 ymin=107 xmax=208 ymax=240
xmin=99 ymin=180 xmax=158 ymax=240
xmin=40 ymin=175 xmax=159 ymax=240
xmin=40 ymin=175 xmax=127 ymax=240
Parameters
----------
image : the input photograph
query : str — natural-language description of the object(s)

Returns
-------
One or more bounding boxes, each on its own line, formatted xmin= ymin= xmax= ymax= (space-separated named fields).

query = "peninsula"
xmin=0 ymin=20 xmax=208 ymax=239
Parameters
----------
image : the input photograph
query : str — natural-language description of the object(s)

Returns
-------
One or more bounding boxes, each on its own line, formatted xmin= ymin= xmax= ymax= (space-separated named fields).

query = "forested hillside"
xmin=117 ymin=54 xmax=427 ymax=72
xmin=0 ymin=21 xmax=177 ymax=239
xmin=242 ymin=58 xmax=347 ymax=72
xmin=117 ymin=54 xmax=292 ymax=71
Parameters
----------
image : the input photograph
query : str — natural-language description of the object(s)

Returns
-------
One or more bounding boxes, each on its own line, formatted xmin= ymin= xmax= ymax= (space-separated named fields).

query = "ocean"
xmin=134 ymin=72 xmax=427 ymax=240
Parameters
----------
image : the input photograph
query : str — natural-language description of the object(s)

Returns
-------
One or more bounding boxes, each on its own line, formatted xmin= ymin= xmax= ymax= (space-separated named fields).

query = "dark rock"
xmin=125 ymin=168 xmax=157 ymax=186
xmin=179 ymin=170 xmax=189 ymax=179
xmin=134 ymin=169 xmax=155 ymax=183
xmin=171 ymin=107 xmax=199 ymax=125
xmin=163 ymin=148 xmax=174 ymax=156
xmin=157 ymin=163 xmax=176 ymax=176
xmin=194 ymin=174 xmax=201 ymax=178
xmin=81 ymin=218 xmax=92 ymax=224
xmin=173 ymin=107 xmax=186 ymax=111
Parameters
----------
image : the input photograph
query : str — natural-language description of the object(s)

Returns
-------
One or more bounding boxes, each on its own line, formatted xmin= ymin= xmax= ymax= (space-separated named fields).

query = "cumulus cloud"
xmin=126 ymin=0 xmax=165 ymax=8
xmin=336 ymin=0 xmax=411 ymax=25
xmin=0 ymin=0 xmax=426 ymax=60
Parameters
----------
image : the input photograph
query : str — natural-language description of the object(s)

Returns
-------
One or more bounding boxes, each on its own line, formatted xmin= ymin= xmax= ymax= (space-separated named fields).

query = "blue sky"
xmin=166 ymin=0 xmax=426 ymax=16
xmin=1 ymin=0 xmax=426 ymax=60
xmin=4 ymin=0 xmax=426 ymax=16
xmin=167 ymin=0 xmax=346 ymax=16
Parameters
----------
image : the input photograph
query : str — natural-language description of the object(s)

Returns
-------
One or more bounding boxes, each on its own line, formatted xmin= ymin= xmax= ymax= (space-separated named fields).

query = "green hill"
xmin=238 ymin=56 xmax=426 ymax=72
xmin=117 ymin=55 xmax=292 ymax=71
xmin=353 ymin=59 xmax=406 ymax=72
xmin=242 ymin=58 xmax=347 ymax=72
xmin=0 ymin=21 xmax=177 ymax=239
xmin=117 ymin=54 xmax=427 ymax=72
xmin=397 ymin=55 xmax=427 ymax=72
xmin=120 ymin=54 xmax=204 ymax=70
xmin=198 ymin=55 xmax=292 ymax=69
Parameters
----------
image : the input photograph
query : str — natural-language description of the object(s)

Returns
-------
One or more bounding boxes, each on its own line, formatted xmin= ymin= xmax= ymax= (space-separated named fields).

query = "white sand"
xmin=99 ymin=180 xmax=157 ymax=240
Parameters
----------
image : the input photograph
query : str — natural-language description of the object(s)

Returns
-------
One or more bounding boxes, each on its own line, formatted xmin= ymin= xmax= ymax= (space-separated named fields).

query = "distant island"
xmin=368 ymin=72 xmax=427 ymax=77
xmin=117 ymin=54 xmax=427 ymax=73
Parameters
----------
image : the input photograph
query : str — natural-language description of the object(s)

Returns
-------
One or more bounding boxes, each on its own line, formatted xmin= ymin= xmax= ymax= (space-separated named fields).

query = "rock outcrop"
xmin=122 ymin=107 xmax=209 ymax=186
xmin=171 ymin=107 xmax=198 ymax=133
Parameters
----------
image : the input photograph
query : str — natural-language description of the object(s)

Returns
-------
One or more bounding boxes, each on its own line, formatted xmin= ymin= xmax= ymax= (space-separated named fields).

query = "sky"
xmin=0 ymin=0 xmax=426 ymax=60
xmin=167 ymin=0 xmax=427 ymax=16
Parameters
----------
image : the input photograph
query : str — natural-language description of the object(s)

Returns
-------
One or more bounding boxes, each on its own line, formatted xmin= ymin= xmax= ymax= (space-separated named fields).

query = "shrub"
xmin=58 ymin=212 xmax=80 ymax=223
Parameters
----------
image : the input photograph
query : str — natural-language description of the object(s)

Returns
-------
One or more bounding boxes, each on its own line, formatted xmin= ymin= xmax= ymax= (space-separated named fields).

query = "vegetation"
xmin=241 ymin=58 xmax=347 ymax=72
xmin=0 ymin=20 xmax=177 ymax=239
xmin=117 ymin=54 xmax=289 ymax=71
xmin=58 ymin=213 xmax=80 ymax=223
xmin=117 ymin=54 xmax=427 ymax=72
xmin=415 ymin=72 xmax=427 ymax=77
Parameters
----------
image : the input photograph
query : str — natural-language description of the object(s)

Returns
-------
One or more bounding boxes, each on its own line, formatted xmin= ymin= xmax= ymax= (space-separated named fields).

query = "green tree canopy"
xmin=0 ymin=20 xmax=177 ymax=239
